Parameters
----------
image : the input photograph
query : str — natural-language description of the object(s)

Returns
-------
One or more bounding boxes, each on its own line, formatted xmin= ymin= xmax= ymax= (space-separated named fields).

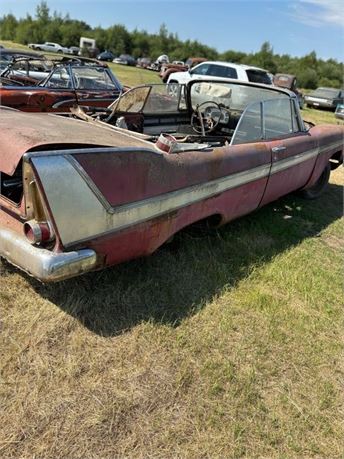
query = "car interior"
xmin=86 ymin=82 xmax=299 ymax=149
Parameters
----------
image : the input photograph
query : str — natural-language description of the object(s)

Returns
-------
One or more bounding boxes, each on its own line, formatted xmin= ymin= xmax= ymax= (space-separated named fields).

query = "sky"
xmin=0 ymin=0 xmax=343 ymax=61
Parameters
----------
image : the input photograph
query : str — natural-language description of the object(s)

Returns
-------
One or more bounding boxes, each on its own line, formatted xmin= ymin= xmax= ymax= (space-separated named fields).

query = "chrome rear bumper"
xmin=0 ymin=228 xmax=97 ymax=282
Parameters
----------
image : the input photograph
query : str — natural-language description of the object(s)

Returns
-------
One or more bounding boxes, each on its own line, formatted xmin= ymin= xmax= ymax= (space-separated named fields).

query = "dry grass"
xmin=108 ymin=62 xmax=161 ymax=86
xmin=1 ymin=168 xmax=343 ymax=458
xmin=1 ymin=45 xmax=344 ymax=458
xmin=302 ymin=107 xmax=343 ymax=126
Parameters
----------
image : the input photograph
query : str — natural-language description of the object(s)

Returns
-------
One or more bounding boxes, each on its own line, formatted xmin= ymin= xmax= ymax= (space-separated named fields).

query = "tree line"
xmin=0 ymin=1 xmax=342 ymax=89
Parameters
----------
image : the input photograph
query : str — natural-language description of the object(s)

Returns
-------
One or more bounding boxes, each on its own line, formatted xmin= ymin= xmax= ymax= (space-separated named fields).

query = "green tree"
xmin=0 ymin=14 xmax=18 ymax=40
xmin=251 ymin=41 xmax=277 ymax=73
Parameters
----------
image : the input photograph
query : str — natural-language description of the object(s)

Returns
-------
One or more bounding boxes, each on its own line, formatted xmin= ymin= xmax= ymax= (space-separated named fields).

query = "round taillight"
xmin=24 ymin=220 xmax=54 ymax=245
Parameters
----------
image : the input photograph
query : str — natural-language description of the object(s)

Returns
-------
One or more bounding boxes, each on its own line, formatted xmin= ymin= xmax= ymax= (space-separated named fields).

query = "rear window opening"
xmin=246 ymin=70 xmax=272 ymax=85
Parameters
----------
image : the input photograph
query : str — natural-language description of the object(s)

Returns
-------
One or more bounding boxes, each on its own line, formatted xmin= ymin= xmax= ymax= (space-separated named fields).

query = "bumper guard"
xmin=0 ymin=228 xmax=97 ymax=282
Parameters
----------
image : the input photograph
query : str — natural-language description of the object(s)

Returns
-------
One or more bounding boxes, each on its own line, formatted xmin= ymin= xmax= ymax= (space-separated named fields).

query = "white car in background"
xmin=28 ymin=42 xmax=72 ymax=54
xmin=167 ymin=61 xmax=272 ymax=88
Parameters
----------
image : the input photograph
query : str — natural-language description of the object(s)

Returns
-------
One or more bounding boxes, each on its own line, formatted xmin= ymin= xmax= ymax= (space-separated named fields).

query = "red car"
xmin=0 ymin=79 xmax=342 ymax=281
xmin=0 ymin=57 xmax=123 ymax=114
xmin=159 ymin=57 xmax=207 ymax=83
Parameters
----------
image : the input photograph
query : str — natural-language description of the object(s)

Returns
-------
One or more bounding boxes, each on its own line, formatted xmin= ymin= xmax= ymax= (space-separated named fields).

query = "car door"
xmin=259 ymin=98 xmax=318 ymax=206
xmin=28 ymin=66 xmax=78 ymax=113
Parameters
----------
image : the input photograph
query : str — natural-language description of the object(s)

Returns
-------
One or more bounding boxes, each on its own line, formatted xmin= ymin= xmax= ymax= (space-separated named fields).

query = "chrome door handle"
xmin=272 ymin=146 xmax=286 ymax=153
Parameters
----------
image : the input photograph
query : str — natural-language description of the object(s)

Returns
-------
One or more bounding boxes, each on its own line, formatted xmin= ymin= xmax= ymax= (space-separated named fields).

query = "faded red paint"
xmin=0 ymin=109 xmax=343 ymax=281
xmin=75 ymin=143 xmax=270 ymax=207
xmin=0 ymin=109 xmax=150 ymax=175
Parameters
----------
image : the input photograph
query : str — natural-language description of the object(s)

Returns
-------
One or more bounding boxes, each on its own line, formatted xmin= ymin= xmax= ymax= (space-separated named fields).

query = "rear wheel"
xmin=298 ymin=163 xmax=331 ymax=199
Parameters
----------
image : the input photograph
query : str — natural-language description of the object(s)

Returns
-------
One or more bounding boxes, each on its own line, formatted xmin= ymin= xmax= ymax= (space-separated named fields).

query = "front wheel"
xmin=298 ymin=163 xmax=331 ymax=199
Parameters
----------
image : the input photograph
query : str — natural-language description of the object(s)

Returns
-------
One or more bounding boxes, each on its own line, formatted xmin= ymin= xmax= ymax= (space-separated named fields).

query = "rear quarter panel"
xmin=303 ymin=124 xmax=343 ymax=189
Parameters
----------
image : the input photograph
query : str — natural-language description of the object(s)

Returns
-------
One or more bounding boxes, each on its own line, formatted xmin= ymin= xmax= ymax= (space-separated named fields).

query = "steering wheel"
xmin=191 ymin=101 xmax=222 ymax=134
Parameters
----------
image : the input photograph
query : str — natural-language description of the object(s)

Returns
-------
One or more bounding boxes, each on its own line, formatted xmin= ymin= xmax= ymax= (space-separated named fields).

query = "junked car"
xmin=0 ymin=56 xmax=53 ymax=86
xmin=136 ymin=57 xmax=152 ymax=69
xmin=305 ymin=87 xmax=344 ymax=110
xmin=113 ymin=54 xmax=136 ymax=66
xmin=28 ymin=42 xmax=72 ymax=54
xmin=159 ymin=57 xmax=207 ymax=83
xmin=334 ymin=103 xmax=344 ymax=120
xmin=0 ymin=79 xmax=342 ymax=281
xmin=273 ymin=73 xmax=304 ymax=109
xmin=0 ymin=57 xmax=123 ymax=113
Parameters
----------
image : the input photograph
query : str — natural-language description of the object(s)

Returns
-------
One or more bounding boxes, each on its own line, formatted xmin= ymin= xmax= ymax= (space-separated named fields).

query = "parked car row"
xmin=0 ymin=56 xmax=123 ymax=113
xmin=161 ymin=59 xmax=343 ymax=112
xmin=0 ymin=69 xmax=343 ymax=282
xmin=97 ymin=51 xmax=137 ymax=66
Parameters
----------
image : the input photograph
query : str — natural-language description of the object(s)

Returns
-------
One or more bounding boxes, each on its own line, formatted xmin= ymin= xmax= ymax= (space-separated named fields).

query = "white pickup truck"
xmin=28 ymin=42 xmax=72 ymax=54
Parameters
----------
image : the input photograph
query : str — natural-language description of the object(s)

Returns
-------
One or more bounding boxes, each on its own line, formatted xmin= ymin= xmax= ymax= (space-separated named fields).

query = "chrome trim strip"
xmin=271 ymin=147 xmax=319 ymax=174
xmin=64 ymin=155 xmax=113 ymax=212
xmin=52 ymin=98 xmax=76 ymax=108
xmin=319 ymin=140 xmax=343 ymax=153
xmin=0 ymin=228 xmax=97 ymax=282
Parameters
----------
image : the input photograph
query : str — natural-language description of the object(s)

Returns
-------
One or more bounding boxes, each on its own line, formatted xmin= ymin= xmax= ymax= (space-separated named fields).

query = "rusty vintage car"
xmin=0 ymin=57 xmax=123 ymax=113
xmin=159 ymin=57 xmax=207 ymax=83
xmin=273 ymin=74 xmax=304 ymax=109
xmin=0 ymin=79 xmax=343 ymax=281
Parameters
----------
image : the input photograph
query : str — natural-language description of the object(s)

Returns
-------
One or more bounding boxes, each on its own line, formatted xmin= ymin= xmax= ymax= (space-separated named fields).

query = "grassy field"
xmin=1 ymin=41 xmax=344 ymax=458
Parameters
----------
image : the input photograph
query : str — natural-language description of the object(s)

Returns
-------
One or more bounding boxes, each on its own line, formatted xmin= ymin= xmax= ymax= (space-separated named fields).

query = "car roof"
xmin=194 ymin=61 xmax=268 ymax=73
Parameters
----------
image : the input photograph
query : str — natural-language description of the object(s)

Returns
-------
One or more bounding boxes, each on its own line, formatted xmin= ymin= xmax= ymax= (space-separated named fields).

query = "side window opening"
xmin=191 ymin=64 xmax=209 ymax=76
xmin=45 ymin=67 xmax=71 ymax=88
xmin=206 ymin=65 xmax=238 ymax=79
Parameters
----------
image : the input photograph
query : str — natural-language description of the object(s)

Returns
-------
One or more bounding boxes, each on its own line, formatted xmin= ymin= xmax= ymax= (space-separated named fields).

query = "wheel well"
xmin=330 ymin=150 xmax=343 ymax=170
xmin=183 ymin=213 xmax=224 ymax=232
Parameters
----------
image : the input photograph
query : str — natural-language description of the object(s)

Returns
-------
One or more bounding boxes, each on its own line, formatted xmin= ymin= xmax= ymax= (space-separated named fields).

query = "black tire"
xmin=298 ymin=163 xmax=331 ymax=199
